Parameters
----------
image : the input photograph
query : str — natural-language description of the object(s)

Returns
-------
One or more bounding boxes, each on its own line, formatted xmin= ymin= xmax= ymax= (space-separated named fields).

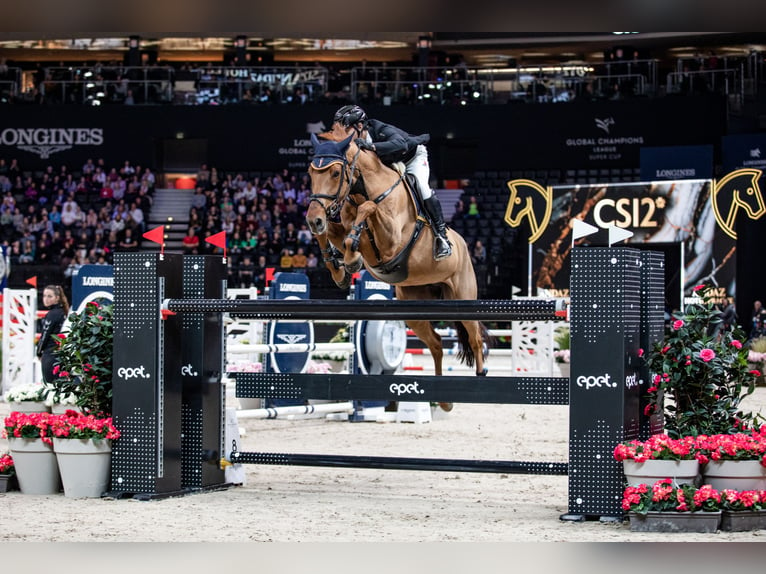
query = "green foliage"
xmin=53 ymin=302 xmax=114 ymax=416
xmin=554 ymin=326 xmax=570 ymax=350
xmin=644 ymin=285 xmax=763 ymax=438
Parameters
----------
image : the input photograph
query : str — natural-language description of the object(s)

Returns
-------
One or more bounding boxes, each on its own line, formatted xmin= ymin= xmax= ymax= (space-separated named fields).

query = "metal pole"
xmin=164 ymin=297 xmax=568 ymax=321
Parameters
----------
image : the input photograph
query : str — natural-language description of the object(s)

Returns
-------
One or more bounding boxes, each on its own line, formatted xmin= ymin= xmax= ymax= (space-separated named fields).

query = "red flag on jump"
xmin=265 ymin=267 xmax=275 ymax=284
xmin=205 ymin=231 xmax=227 ymax=258
xmin=143 ymin=226 xmax=165 ymax=245
xmin=26 ymin=276 xmax=37 ymax=288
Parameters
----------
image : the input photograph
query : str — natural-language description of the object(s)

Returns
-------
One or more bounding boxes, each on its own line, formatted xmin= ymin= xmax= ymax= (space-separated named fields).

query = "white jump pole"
xmin=227 ymin=342 xmax=356 ymax=355
xmin=237 ymin=401 xmax=356 ymax=420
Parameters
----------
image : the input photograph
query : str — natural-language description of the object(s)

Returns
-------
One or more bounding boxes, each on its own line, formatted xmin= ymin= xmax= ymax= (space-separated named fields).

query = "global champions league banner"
xmin=503 ymin=169 xmax=766 ymax=306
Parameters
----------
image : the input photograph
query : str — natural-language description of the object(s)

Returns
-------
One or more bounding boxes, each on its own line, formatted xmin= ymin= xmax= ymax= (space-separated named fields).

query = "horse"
xmin=306 ymin=125 xmax=492 ymax=407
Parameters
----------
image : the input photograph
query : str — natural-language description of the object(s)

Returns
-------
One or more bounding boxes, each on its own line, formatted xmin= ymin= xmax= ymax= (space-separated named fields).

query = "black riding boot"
xmin=423 ymin=195 xmax=452 ymax=261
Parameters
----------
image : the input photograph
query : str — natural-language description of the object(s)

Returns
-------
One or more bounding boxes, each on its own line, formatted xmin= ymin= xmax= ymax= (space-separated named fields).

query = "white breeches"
xmin=405 ymin=145 xmax=433 ymax=200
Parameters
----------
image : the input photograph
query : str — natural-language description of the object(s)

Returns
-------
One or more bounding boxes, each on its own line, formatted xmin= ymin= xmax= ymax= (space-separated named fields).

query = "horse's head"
xmin=306 ymin=132 xmax=355 ymax=235
xmin=503 ymin=179 xmax=553 ymax=243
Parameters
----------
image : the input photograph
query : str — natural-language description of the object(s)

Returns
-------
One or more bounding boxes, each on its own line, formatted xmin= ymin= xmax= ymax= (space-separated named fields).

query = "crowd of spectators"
xmin=0 ymin=155 xmax=155 ymax=284
xmin=181 ymin=164 xmax=323 ymax=292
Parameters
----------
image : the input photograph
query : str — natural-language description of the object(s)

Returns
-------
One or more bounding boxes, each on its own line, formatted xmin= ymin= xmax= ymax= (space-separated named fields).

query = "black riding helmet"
xmin=334 ymin=104 xmax=367 ymax=128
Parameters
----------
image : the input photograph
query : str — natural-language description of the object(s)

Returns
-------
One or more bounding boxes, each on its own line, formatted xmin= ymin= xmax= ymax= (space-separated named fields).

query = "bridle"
xmin=308 ymin=146 xmax=363 ymax=219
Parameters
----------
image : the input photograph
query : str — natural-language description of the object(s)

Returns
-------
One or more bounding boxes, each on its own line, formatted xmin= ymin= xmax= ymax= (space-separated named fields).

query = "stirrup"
xmin=433 ymin=236 xmax=452 ymax=261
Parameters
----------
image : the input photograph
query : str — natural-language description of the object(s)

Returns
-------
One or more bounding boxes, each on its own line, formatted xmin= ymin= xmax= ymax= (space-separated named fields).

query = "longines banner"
xmin=504 ymin=171 xmax=766 ymax=301
xmin=722 ymin=133 xmax=766 ymax=182
xmin=639 ymin=145 xmax=713 ymax=181
xmin=0 ymin=95 xmax=727 ymax=175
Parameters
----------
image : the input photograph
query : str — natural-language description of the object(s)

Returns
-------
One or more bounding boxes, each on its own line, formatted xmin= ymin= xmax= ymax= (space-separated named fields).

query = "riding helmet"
xmin=334 ymin=105 xmax=368 ymax=127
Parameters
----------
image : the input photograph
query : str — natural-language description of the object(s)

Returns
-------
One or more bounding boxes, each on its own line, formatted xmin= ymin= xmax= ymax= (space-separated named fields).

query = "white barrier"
xmin=237 ymin=401 xmax=356 ymax=420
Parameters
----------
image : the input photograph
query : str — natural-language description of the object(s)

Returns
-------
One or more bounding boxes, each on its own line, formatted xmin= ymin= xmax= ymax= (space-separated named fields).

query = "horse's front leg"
xmin=343 ymin=201 xmax=376 ymax=272
xmin=316 ymin=231 xmax=351 ymax=288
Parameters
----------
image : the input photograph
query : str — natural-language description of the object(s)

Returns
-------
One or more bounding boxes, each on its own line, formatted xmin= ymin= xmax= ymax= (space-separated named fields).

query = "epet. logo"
xmin=117 ymin=366 xmax=151 ymax=380
xmin=389 ymin=381 xmax=425 ymax=396
xmin=576 ymin=373 xmax=617 ymax=390
xmin=625 ymin=374 xmax=639 ymax=389
xmin=181 ymin=364 xmax=198 ymax=376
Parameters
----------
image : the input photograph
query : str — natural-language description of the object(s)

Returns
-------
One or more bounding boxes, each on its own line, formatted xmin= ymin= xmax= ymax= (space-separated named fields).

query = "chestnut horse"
xmin=306 ymin=125 xmax=491 ymax=403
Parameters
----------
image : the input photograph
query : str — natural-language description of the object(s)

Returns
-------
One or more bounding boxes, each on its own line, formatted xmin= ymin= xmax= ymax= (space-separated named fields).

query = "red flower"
xmin=699 ymin=348 xmax=716 ymax=362
xmin=750 ymin=370 xmax=762 ymax=378
xmin=730 ymin=340 xmax=743 ymax=349
xmin=638 ymin=348 xmax=644 ymax=358
xmin=693 ymin=284 xmax=706 ymax=292
xmin=673 ymin=319 xmax=684 ymax=330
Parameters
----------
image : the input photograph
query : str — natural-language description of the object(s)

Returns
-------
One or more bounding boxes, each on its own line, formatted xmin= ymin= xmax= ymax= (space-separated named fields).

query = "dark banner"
xmin=0 ymin=95 xmax=727 ymax=178
xmin=721 ymin=133 xmax=766 ymax=188
xmin=504 ymin=179 xmax=737 ymax=304
xmin=639 ymin=145 xmax=713 ymax=181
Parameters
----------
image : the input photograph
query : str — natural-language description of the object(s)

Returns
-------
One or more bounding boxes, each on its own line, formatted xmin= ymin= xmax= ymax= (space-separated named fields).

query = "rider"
xmin=333 ymin=104 xmax=452 ymax=261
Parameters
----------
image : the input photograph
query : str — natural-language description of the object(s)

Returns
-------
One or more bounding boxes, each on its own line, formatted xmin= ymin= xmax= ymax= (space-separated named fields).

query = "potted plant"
xmin=695 ymin=428 xmax=766 ymax=491
xmin=642 ymin=284 xmax=764 ymax=438
xmin=614 ymin=434 xmax=702 ymax=486
xmin=719 ymin=488 xmax=766 ymax=531
xmin=52 ymin=301 xmax=114 ymax=415
xmin=3 ymin=383 xmax=51 ymax=413
xmin=50 ymin=409 xmax=120 ymax=498
xmin=2 ymin=411 xmax=61 ymax=494
xmin=622 ymin=478 xmax=722 ymax=532
xmin=0 ymin=451 xmax=17 ymax=492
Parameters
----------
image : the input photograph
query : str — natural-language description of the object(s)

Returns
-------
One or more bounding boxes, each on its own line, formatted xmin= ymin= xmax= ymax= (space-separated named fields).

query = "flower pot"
xmin=53 ymin=438 xmax=112 ymax=498
xmin=622 ymin=459 xmax=700 ymax=487
xmin=702 ymin=460 xmax=766 ymax=491
xmin=557 ymin=363 xmax=570 ymax=378
xmin=720 ymin=510 xmax=765 ymax=532
xmin=0 ymin=473 xmax=19 ymax=492
xmin=629 ymin=511 xmax=721 ymax=533
xmin=7 ymin=437 xmax=61 ymax=495
xmin=9 ymin=401 xmax=50 ymax=413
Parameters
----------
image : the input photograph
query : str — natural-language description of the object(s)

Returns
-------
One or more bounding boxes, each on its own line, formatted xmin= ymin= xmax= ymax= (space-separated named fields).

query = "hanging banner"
xmin=640 ymin=145 xmax=713 ymax=181
xmin=504 ymin=179 xmax=739 ymax=303
xmin=71 ymin=264 xmax=114 ymax=312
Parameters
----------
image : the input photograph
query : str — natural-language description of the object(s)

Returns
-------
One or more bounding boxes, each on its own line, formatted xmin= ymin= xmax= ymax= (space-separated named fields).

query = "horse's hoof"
xmin=438 ymin=402 xmax=453 ymax=412
xmin=346 ymin=258 xmax=363 ymax=273
xmin=337 ymin=271 xmax=352 ymax=289
xmin=476 ymin=368 xmax=488 ymax=377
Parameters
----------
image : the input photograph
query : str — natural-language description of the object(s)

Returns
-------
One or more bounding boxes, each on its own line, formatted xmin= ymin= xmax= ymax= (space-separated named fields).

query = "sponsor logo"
xmin=625 ymin=374 xmax=639 ymax=389
xmin=655 ymin=168 xmax=696 ymax=178
xmin=364 ymin=280 xmax=390 ymax=291
xmin=575 ymin=373 xmax=617 ymax=389
xmin=181 ymin=364 xmax=198 ymax=376
xmin=504 ymin=179 xmax=553 ymax=244
xmin=389 ymin=381 xmax=426 ymax=396
xmin=279 ymin=283 xmax=308 ymax=293
xmin=276 ymin=333 xmax=307 ymax=344
xmin=0 ymin=127 xmax=104 ymax=158
xmin=712 ymin=168 xmax=766 ymax=240
xmin=81 ymin=276 xmax=114 ymax=286
xmin=117 ymin=366 xmax=151 ymax=380
xmin=595 ymin=117 xmax=615 ymax=134
xmin=750 ymin=148 xmax=761 ymax=159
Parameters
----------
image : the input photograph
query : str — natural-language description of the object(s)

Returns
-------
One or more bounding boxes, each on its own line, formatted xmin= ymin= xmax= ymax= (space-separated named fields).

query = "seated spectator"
xmin=182 ymin=226 xmax=200 ymax=254
xmin=291 ymin=247 xmax=308 ymax=272
xmin=237 ymin=255 xmax=256 ymax=287
xmin=279 ymin=248 xmax=294 ymax=270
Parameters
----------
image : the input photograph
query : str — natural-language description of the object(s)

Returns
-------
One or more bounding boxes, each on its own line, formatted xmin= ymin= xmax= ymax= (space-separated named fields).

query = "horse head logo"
xmin=504 ymin=179 xmax=553 ymax=244
xmin=712 ymin=168 xmax=766 ymax=239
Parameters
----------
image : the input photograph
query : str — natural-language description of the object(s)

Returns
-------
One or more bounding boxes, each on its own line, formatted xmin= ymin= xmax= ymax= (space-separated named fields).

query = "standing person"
xmin=35 ymin=284 xmax=70 ymax=384
xmin=333 ymin=104 xmax=452 ymax=261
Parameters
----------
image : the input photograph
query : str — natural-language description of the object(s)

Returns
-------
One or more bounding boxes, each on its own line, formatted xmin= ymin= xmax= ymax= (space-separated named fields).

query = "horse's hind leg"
xmin=463 ymin=320 xmax=488 ymax=376
xmin=406 ymin=319 xmax=452 ymax=412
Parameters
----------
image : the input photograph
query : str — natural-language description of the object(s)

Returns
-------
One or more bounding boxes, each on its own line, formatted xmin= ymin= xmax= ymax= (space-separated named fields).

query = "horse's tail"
xmin=454 ymin=322 xmax=493 ymax=367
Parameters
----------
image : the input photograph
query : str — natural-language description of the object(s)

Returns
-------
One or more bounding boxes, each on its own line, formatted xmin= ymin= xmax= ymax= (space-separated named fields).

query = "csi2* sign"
xmin=0 ymin=127 xmax=104 ymax=159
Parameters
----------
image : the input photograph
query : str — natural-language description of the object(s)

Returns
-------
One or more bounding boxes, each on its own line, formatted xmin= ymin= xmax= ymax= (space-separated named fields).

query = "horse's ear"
xmin=310 ymin=133 xmax=321 ymax=149
xmin=340 ymin=133 xmax=354 ymax=150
